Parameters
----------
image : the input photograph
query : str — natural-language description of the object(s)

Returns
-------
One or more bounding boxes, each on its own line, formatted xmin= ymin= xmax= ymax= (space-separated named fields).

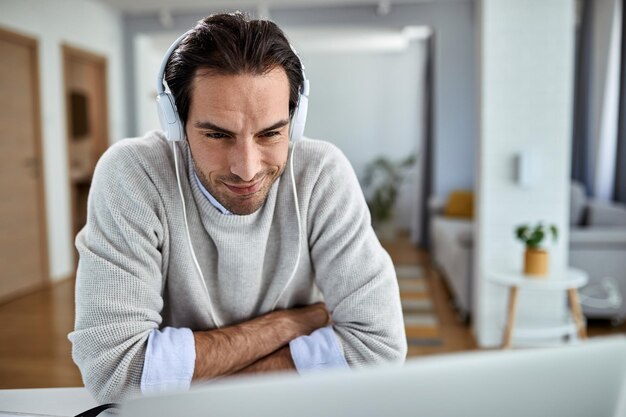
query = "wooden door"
xmin=0 ymin=28 xmax=49 ymax=302
xmin=63 ymin=46 xmax=108 ymax=243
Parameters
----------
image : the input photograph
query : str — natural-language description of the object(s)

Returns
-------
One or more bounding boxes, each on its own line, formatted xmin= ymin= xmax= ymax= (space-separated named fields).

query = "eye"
xmin=260 ymin=131 xmax=280 ymax=139
xmin=204 ymin=132 xmax=229 ymax=140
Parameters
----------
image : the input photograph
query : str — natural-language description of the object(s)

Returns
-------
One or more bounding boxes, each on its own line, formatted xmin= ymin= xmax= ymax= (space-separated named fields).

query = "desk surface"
xmin=0 ymin=387 xmax=97 ymax=417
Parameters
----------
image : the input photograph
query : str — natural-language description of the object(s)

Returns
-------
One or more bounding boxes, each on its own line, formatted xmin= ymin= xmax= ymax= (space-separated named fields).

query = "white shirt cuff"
xmin=289 ymin=326 xmax=349 ymax=374
xmin=140 ymin=327 xmax=195 ymax=395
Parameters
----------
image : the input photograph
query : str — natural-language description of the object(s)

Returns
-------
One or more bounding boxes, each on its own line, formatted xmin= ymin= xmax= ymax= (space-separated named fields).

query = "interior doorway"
xmin=62 ymin=45 xmax=109 ymax=250
xmin=0 ymin=28 xmax=49 ymax=303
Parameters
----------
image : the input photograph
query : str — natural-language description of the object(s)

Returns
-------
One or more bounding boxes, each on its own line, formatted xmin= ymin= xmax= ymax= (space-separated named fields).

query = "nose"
xmin=230 ymin=139 xmax=262 ymax=182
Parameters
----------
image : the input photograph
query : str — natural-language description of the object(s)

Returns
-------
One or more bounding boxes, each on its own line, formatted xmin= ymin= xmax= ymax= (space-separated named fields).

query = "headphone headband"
xmin=156 ymin=28 xmax=309 ymax=142
xmin=156 ymin=31 xmax=191 ymax=95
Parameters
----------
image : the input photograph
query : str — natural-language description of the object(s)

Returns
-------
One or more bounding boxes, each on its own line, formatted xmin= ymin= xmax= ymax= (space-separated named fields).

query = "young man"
xmin=70 ymin=12 xmax=406 ymax=403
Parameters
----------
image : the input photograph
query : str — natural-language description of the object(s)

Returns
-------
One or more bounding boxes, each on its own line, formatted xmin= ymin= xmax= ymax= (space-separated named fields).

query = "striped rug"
xmin=396 ymin=265 xmax=442 ymax=346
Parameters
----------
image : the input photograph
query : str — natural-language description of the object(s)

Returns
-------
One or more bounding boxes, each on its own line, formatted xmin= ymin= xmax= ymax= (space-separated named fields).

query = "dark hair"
xmin=164 ymin=12 xmax=304 ymax=125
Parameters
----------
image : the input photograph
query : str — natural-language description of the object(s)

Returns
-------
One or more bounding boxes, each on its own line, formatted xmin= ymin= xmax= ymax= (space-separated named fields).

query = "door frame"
xmin=62 ymin=44 xmax=109 ymax=255
xmin=0 ymin=27 xmax=49 ymax=303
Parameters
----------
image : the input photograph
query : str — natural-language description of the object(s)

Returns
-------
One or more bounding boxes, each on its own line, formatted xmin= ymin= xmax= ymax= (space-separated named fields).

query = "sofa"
xmin=430 ymin=183 xmax=626 ymax=323
xmin=429 ymin=196 xmax=474 ymax=322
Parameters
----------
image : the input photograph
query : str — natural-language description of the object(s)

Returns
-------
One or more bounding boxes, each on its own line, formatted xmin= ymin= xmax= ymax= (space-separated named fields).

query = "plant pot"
xmin=524 ymin=248 xmax=548 ymax=277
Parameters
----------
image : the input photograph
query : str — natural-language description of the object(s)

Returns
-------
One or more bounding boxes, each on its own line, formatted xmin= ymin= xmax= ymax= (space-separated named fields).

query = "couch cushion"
xmin=587 ymin=201 xmax=626 ymax=227
xmin=570 ymin=181 xmax=587 ymax=226
xmin=443 ymin=190 xmax=474 ymax=219
xmin=570 ymin=228 xmax=626 ymax=247
xmin=432 ymin=217 xmax=474 ymax=248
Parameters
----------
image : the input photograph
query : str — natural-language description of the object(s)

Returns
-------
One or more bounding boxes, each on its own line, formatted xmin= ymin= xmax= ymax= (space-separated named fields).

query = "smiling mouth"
xmin=223 ymin=178 xmax=264 ymax=196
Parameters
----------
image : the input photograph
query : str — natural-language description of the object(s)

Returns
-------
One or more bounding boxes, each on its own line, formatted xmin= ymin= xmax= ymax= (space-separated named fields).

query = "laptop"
xmin=118 ymin=335 xmax=626 ymax=417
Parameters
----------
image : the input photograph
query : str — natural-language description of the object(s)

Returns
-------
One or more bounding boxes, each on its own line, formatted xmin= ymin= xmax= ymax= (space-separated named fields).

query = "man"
xmin=70 ymin=12 xmax=406 ymax=403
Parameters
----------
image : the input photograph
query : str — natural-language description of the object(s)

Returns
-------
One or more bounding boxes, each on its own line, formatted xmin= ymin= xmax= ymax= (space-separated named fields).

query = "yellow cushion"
xmin=444 ymin=190 xmax=474 ymax=218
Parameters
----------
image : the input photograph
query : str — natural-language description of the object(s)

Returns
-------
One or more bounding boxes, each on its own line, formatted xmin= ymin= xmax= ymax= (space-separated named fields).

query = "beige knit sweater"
xmin=69 ymin=131 xmax=406 ymax=402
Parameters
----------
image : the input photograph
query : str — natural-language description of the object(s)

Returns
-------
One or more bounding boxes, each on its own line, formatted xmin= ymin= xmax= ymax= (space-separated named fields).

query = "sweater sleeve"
xmin=68 ymin=142 xmax=167 ymax=403
xmin=306 ymin=143 xmax=407 ymax=367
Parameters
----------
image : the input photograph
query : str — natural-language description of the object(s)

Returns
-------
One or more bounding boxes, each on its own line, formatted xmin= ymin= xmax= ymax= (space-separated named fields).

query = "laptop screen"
xmin=119 ymin=335 xmax=626 ymax=417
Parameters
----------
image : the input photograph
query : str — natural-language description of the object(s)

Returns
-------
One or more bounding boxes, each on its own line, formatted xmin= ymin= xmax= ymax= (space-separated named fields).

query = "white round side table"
xmin=488 ymin=267 xmax=589 ymax=349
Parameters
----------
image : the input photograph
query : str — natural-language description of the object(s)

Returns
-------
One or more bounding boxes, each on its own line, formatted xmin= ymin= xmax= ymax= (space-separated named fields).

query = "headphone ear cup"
xmin=156 ymin=92 xmax=185 ymax=141
xmin=290 ymin=93 xmax=308 ymax=142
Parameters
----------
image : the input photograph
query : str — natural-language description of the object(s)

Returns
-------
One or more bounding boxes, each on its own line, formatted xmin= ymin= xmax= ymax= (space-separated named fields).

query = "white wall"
xmin=289 ymin=28 xmax=427 ymax=231
xmin=289 ymin=31 xmax=424 ymax=178
xmin=135 ymin=33 xmax=177 ymax=135
xmin=271 ymin=2 xmax=476 ymax=201
xmin=0 ymin=0 xmax=125 ymax=281
xmin=475 ymin=0 xmax=575 ymax=347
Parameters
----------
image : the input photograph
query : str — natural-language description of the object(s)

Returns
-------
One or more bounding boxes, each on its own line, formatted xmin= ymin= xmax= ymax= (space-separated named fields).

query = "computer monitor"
xmin=118 ymin=335 xmax=626 ymax=417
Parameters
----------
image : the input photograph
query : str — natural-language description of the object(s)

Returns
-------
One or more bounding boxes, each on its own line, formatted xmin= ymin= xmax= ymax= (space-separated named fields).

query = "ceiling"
xmin=96 ymin=0 xmax=442 ymax=16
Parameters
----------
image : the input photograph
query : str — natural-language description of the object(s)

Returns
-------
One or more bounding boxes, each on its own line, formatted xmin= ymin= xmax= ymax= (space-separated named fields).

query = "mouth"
xmin=222 ymin=178 xmax=264 ymax=196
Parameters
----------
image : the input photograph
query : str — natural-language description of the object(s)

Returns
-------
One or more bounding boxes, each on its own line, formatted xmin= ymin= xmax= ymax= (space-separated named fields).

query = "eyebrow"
xmin=193 ymin=119 xmax=290 ymax=136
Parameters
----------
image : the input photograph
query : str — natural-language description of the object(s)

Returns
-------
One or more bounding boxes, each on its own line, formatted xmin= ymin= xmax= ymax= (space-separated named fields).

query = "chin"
xmin=207 ymin=169 xmax=284 ymax=215
xmin=219 ymin=190 xmax=269 ymax=215
xmin=227 ymin=198 xmax=265 ymax=215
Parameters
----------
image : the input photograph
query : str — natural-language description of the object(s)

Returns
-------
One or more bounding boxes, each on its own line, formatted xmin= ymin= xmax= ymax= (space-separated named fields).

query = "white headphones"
xmin=155 ymin=30 xmax=310 ymax=142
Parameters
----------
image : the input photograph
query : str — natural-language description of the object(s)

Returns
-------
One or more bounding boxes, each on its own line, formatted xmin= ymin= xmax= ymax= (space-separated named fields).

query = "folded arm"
xmin=192 ymin=303 xmax=329 ymax=380
xmin=305 ymin=143 xmax=407 ymax=367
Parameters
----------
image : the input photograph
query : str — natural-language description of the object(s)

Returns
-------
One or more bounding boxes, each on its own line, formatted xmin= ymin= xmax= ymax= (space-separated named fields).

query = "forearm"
xmin=235 ymin=346 xmax=295 ymax=375
xmin=192 ymin=303 xmax=328 ymax=380
xmin=237 ymin=326 xmax=351 ymax=376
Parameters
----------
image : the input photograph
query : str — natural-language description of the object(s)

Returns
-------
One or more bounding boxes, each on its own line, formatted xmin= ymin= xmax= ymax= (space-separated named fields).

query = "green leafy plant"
xmin=515 ymin=222 xmax=558 ymax=249
xmin=362 ymin=154 xmax=416 ymax=225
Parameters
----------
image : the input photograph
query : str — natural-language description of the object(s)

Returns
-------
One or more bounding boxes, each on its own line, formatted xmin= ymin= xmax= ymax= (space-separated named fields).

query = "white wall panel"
xmin=475 ymin=0 xmax=575 ymax=346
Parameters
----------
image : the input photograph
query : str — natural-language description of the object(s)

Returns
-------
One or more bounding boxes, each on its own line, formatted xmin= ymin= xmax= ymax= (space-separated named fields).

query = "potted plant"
xmin=362 ymin=154 xmax=415 ymax=240
xmin=514 ymin=222 xmax=558 ymax=277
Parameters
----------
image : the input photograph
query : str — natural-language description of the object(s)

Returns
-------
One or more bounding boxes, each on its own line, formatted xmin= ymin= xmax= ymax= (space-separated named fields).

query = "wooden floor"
xmin=0 ymin=278 xmax=81 ymax=388
xmin=0 ymin=234 xmax=624 ymax=389
xmin=380 ymin=237 xmax=479 ymax=357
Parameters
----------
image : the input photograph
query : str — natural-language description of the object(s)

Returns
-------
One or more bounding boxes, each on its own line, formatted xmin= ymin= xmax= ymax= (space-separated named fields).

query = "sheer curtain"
xmin=571 ymin=0 xmax=593 ymax=190
xmin=572 ymin=0 xmax=626 ymax=202
xmin=593 ymin=0 xmax=623 ymax=201
xmin=615 ymin=0 xmax=626 ymax=203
